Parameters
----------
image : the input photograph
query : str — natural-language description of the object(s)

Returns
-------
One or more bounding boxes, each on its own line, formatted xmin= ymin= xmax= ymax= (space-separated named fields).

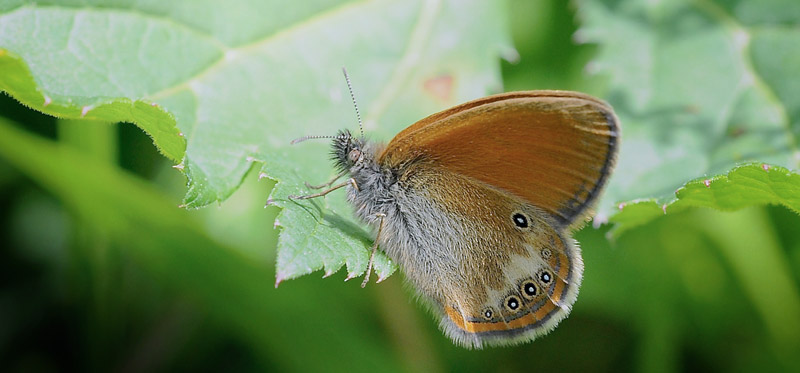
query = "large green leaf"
xmin=0 ymin=0 xmax=512 ymax=282
xmin=576 ymin=0 xmax=800 ymax=228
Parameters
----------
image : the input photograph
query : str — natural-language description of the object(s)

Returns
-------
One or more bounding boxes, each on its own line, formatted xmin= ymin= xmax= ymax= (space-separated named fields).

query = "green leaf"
xmin=611 ymin=163 xmax=800 ymax=236
xmin=0 ymin=48 xmax=186 ymax=161
xmin=262 ymin=150 xmax=399 ymax=285
xmin=576 ymin=0 xmax=800 ymax=225
xmin=0 ymin=1 xmax=512 ymax=282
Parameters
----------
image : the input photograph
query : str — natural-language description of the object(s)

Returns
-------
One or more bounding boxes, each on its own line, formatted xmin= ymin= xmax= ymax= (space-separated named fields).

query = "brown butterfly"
xmin=291 ymin=79 xmax=619 ymax=348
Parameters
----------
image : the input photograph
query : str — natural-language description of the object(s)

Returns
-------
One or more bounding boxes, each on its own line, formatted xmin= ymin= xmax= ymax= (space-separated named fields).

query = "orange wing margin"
xmin=378 ymin=91 xmax=619 ymax=225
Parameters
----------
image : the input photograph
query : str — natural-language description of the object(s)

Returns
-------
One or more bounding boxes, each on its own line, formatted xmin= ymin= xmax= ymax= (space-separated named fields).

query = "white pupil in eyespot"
xmin=513 ymin=213 xmax=528 ymax=228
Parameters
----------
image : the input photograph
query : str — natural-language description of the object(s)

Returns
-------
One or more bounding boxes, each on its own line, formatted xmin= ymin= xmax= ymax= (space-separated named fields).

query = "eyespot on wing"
xmin=437 ymin=223 xmax=583 ymax=349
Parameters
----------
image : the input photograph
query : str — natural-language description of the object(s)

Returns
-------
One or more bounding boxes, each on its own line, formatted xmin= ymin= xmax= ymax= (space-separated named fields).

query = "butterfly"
xmin=290 ymin=75 xmax=619 ymax=348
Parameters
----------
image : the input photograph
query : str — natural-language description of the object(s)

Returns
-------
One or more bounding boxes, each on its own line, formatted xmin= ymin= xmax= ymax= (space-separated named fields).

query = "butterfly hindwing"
xmin=437 ymin=197 xmax=583 ymax=348
xmin=385 ymin=166 xmax=582 ymax=348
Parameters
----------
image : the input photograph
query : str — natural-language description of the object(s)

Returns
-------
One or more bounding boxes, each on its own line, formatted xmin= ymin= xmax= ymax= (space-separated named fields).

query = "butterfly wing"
xmin=380 ymin=90 xmax=619 ymax=226
xmin=375 ymin=91 xmax=618 ymax=347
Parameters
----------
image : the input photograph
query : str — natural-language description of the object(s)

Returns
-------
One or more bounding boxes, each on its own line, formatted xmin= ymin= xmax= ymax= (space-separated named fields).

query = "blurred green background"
xmin=2 ymin=0 xmax=800 ymax=372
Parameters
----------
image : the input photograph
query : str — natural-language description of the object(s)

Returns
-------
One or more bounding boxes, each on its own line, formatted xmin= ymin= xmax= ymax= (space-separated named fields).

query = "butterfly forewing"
xmin=379 ymin=91 xmax=619 ymax=226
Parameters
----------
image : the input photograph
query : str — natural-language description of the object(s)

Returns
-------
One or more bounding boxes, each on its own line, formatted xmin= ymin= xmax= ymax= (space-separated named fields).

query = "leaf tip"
xmin=275 ymin=273 xmax=286 ymax=288
xmin=703 ymin=179 xmax=711 ymax=188
xmin=592 ymin=212 xmax=609 ymax=228
xmin=762 ymin=163 xmax=770 ymax=172
xmin=43 ymin=95 xmax=52 ymax=107
xmin=344 ymin=272 xmax=358 ymax=282
xmin=172 ymin=162 xmax=185 ymax=171
xmin=80 ymin=105 xmax=93 ymax=117
xmin=501 ymin=47 xmax=520 ymax=64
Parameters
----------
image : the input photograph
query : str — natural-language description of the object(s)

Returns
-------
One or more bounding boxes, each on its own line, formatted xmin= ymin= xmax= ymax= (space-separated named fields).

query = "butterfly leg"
xmin=361 ymin=213 xmax=386 ymax=288
xmin=289 ymin=178 xmax=359 ymax=200
xmin=304 ymin=171 xmax=346 ymax=190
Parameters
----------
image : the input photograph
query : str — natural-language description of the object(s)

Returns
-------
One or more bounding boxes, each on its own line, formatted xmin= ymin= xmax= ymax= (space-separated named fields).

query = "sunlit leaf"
xmin=0 ymin=0 xmax=512 ymax=282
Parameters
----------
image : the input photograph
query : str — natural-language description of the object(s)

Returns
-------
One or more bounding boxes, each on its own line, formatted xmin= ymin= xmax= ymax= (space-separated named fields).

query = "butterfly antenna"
xmin=342 ymin=67 xmax=364 ymax=139
xmin=290 ymin=134 xmax=350 ymax=145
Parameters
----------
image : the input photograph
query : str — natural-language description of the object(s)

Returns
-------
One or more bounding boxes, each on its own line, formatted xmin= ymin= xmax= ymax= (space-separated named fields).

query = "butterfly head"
xmin=331 ymin=129 xmax=369 ymax=173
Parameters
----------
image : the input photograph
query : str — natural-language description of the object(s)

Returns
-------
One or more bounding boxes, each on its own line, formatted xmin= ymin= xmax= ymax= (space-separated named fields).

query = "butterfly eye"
xmin=482 ymin=307 xmax=494 ymax=320
xmin=511 ymin=212 xmax=529 ymax=229
xmin=504 ymin=295 xmax=521 ymax=313
xmin=538 ymin=270 xmax=553 ymax=285
xmin=348 ymin=149 xmax=361 ymax=162
xmin=520 ymin=279 xmax=538 ymax=300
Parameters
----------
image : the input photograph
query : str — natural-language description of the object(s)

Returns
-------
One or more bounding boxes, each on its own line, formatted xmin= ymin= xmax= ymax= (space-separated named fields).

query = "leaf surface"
xmin=0 ymin=0 xmax=512 ymax=281
xmin=576 ymin=0 xmax=800 ymax=231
